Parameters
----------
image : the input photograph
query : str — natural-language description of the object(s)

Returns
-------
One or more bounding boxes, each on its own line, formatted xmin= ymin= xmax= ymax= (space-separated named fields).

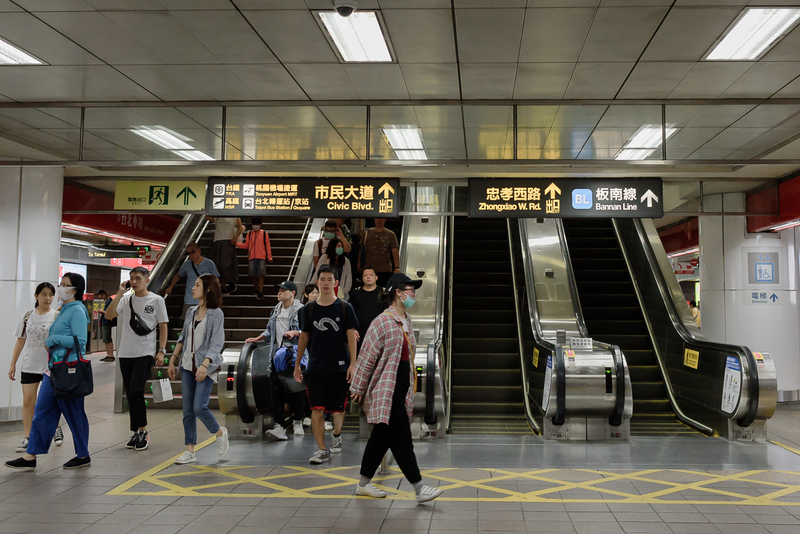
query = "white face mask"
xmin=57 ymin=286 xmax=75 ymax=301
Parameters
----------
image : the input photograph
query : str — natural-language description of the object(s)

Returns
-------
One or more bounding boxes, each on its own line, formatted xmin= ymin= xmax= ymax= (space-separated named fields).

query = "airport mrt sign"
xmin=468 ymin=178 xmax=663 ymax=218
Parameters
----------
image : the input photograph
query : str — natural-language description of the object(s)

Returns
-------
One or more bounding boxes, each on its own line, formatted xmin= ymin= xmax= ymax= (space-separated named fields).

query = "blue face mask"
xmin=323 ymin=231 xmax=335 ymax=240
xmin=335 ymin=247 xmax=344 ymax=256
xmin=401 ymin=292 xmax=415 ymax=309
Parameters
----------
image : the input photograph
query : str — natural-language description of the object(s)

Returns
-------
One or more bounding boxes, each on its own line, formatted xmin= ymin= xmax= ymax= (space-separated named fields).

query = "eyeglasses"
xmin=187 ymin=249 xmax=199 ymax=255
xmin=400 ymin=287 xmax=416 ymax=294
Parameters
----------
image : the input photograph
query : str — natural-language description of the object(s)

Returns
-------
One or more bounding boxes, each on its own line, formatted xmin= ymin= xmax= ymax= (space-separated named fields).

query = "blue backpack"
xmin=273 ymin=344 xmax=308 ymax=372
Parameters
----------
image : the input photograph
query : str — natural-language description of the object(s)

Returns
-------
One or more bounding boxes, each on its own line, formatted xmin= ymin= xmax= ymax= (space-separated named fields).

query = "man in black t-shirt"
xmin=349 ymin=266 xmax=385 ymax=355
xmin=295 ymin=265 xmax=358 ymax=465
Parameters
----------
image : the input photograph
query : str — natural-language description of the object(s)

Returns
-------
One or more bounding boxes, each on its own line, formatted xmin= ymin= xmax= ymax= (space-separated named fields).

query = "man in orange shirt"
xmin=236 ymin=218 xmax=273 ymax=300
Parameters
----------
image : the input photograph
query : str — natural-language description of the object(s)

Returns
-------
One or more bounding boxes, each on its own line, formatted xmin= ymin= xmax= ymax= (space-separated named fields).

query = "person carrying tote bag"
xmin=5 ymin=272 xmax=92 ymax=471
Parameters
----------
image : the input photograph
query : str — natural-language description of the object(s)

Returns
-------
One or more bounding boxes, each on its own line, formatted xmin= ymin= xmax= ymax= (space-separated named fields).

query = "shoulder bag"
xmin=49 ymin=335 xmax=94 ymax=400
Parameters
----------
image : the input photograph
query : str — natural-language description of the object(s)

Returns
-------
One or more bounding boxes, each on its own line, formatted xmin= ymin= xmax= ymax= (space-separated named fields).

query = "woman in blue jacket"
xmin=168 ymin=274 xmax=229 ymax=465
xmin=5 ymin=273 xmax=92 ymax=470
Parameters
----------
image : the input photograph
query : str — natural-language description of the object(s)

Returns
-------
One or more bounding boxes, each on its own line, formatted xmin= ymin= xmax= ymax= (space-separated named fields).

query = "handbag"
xmin=152 ymin=378 xmax=174 ymax=403
xmin=49 ymin=335 xmax=94 ymax=400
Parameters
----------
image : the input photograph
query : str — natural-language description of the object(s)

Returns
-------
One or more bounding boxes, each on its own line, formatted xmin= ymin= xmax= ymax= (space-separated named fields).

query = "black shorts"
xmin=20 ymin=372 xmax=43 ymax=384
xmin=305 ymin=372 xmax=349 ymax=413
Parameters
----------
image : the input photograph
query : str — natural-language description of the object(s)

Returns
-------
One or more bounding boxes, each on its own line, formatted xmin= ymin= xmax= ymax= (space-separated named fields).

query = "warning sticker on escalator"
xmin=721 ymin=356 xmax=741 ymax=414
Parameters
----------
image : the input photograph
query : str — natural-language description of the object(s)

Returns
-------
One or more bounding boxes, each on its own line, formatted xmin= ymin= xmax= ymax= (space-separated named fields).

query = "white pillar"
xmin=0 ymin=167 xmax=63 ymax=422
xmin=699 ymin=192 xmax=800 ymax=396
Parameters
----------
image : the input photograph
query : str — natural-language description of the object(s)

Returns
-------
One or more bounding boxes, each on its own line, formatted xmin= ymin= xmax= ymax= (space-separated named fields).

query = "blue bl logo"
xmin=572 ymin=189 xmax=592 ymax=210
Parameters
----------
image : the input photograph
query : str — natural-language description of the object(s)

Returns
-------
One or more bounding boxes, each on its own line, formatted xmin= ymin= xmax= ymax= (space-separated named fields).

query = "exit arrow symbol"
xmin=641 ymin=189 xmax=659 ymax=208
xmin=378 ymin=182 xmax=395 ymax=199
xmin=177 ymin=186 xmax=197 ymax=206
xmin=544 ymin=183 xmax=561 ymax=200
xmin=770 ymin=293 xmax=778 ymax=302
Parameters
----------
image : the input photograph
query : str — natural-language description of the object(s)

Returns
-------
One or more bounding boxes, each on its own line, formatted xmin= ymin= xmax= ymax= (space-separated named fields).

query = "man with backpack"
xmin=165 ymin=242 xmax=220 ymax=319
xmin=360 ymin=219 xmax=400 ymax=287
xmin=313 ymin=219 xmax=351 ymax=270
xmin=236 ymin=218 xmax=273 ymax=300
xmin=244 ymin=281 xmax=306 ymax=440
xmin=294 ymin=265 xmax=359 ymax=464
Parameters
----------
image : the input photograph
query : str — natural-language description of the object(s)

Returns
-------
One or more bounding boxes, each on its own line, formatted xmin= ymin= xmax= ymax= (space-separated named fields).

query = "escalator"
xmin=562 ymin=218 xmax=699 ymax=436
xmin=449 ymin=217 xmax=530 ymax=434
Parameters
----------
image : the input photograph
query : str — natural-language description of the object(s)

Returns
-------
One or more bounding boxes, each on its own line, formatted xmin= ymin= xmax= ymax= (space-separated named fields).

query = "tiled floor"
xmin=3 ymin=355 xmax=800 ymax=533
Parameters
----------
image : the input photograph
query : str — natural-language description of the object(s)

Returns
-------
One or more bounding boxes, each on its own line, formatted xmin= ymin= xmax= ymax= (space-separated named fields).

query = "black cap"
xmin=275 ymin=281 xmax=298 ymax=294
xmin=385 ymin=273 xmax=422 ymax=295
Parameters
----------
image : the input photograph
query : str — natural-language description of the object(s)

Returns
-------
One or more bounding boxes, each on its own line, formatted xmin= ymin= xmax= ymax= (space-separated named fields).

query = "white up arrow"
xmin=640 ymin=189 xmax=659 ymax=208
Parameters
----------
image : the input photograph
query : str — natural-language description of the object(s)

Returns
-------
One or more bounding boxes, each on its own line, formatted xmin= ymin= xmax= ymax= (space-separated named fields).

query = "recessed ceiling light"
xmin=394 ymin=150 xmax=428 ymax=160
xmin=0 ymin=37 xmax=44 ymax=65
xmin=382 ymin=125 xmax=427 ymax=160
xmin=615 ymin=125 xmax=678 ymax=161
xmin=318 ymin=11 xmax=392 ymax=62
xmin=173 ymin=150 xmax=215 ymax=161
xmin=130 ymin=126 xmax=194 ymax=151
xmin=706 ymin=8 xmax=800 ymax=60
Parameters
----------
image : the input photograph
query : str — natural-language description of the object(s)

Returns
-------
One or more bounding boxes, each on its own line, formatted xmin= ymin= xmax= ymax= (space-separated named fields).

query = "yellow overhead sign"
xmin=115 ymin=181 xmax=206 ymax=211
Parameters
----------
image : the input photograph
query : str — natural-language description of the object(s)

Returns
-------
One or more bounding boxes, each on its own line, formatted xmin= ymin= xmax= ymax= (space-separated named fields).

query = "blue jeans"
xmin=28 ymin=374 xmax=90 ymax=458
xmin=181 ymin=369 xmax=219 ymax=445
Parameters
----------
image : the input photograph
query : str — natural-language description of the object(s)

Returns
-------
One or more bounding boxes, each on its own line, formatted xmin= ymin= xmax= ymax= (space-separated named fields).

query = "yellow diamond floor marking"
xmin=108 ymin=441 xmax=800 ymax=505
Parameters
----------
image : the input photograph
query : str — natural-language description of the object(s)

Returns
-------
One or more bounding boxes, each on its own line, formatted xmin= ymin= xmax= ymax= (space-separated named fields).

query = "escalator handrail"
xmin=627 ymin=219 xmax=759 ymax=426
xmin=553 ymin=345 xmax=566 ymax=426
xmin=288 ymin=218 xmax=313 ymax=282
xmin=236 ymin=342 xmax=257 ymax=424
xmin=444 ymin=215 xmax=454 ymax=432
xmin=146 ymin=213 xmax=201 ymax=292
xmin=554 ymin=219 xmax=590 ymax=338
xmin=151 ymin=216 xmax=209 ymax=294
xmin=425 ymin=216 xmax=450 ymax=426
xmin=426 ymin=342 xmax=438 ymax=425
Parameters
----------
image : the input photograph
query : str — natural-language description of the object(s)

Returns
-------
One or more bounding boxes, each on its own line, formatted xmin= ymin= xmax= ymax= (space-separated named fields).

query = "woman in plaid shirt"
xmin=350 ymin=273 xmax=444 ymax=504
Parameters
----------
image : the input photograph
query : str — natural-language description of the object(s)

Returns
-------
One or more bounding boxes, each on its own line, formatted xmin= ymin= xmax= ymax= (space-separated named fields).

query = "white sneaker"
xmin=309 ymin=449 xmax=330 ymax=464
xmin=175 ymin=451 xmax=196 ymax=465
xmin=324 ymin=421 xmax=334 ymax=431
xmin=15 ymin=437 xmax=28 ymax=453
xmin=265 ymin=426 xmax=288 ymax=441
xmin=293 ymin=420 xmax=304 ymax=436
xmin=216 ymin=427 xmax=229 ymax=455
xmin=416 ymin=485 xmax=443 ymax=504
xmin=303 ymin=417 xmax=311 ymax=427
xmin=330 ymin=431 xmax=342 ymax=453
xmin=53 ymin=426 xmax=64 ymax=447
xmin=356 ymin=483 xmax=387 ymax=498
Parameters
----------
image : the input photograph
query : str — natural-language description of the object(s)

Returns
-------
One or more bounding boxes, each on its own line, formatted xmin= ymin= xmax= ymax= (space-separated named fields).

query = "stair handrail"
xmin=148 ymin=214 xmax=209 ymax=293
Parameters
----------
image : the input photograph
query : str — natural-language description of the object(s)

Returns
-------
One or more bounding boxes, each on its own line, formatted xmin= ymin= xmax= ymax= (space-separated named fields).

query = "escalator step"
xmin=633 ymin=399 xmax=672 ymax=414
xmin=452 ymin=261 xmax=513 ymax=274
xmin=455 ymin=272 xmax=515 ymax=284
xmin=452 ymin=385 xmax=523 ymax=403
xmin=568 ymin=248 xmax=624 ymax=260
xmin=451 ymin=402 xmax=524 ymax=415
xmin=622 ymin=350 xmax=659 ymax=366
xmin=452 ymin=323 xmax=517 ymax=339
xmin=451 ymin=353 xmax=520 ymax=369
xmin=585 ymin=334 xmax=652 ymax=350
xmin=576 ymin=294 xmax=640 ymax=307
xmin=451 ymin=284 xmax=514 ymax=298
xmin=582 ymin=307 xmax=642 ymax=321
xmin=581 ymin=319 xmax=647 ymax=335
xmin=452 ymin=338 xmax=520 ymax=353
xmin=452 ymin=369 xmax=522 ymax=386
xmin=454 ymin=311 xmax=517 ymax=324
xmin=452 ymin=296 xmax=515 ymax=311
xmin=629 ymin=365 xmax=661 ymax=382
xmin=631 ymin=381 xmax=668 ymax=400
xmin=454 ymin=250 xmax=510 ymax=262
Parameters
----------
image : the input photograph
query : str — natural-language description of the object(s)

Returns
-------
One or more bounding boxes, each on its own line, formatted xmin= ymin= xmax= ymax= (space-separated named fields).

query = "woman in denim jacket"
xmin=5 ymin=273 xmax=91 ymax=471
xmin=168 ymin=274 xmax=229 ymax=464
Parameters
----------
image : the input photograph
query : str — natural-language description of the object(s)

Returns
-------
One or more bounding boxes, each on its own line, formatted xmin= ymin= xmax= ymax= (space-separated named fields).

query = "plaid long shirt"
xmin=350 ymin=306 xmax=416 ymax=425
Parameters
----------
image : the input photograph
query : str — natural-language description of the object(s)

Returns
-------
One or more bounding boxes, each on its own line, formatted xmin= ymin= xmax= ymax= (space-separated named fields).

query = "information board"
xmin=115 ymin=181 xmax=206 ymax=211
xmin=469 ymin=178 xmax=663 ymax=218
xmin=206 ymin=177 xmax=400 ymax=218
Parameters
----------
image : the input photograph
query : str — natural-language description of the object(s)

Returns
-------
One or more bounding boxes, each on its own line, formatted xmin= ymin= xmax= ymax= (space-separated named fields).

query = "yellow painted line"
xmin=771 ymin=440 xmax=800 ymax=457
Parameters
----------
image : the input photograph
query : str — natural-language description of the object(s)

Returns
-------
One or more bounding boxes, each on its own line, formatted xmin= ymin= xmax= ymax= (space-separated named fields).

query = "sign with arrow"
xmin=469 ymin=178 xmax=663 ymax=218
xmin=114 ymin=181 xmax=206 ymax=211
xmin=206 ymin=177 xmax=400 ymax=218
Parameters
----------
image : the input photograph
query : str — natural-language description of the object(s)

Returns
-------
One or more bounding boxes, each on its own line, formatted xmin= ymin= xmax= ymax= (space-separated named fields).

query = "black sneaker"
xmin=135 ymin=430 xmax=149 ymax=451
xmin=256 ymin=291 xmax=263 ymax=300
xmin=228 ymin=283 xmax=237 ymax=294
xmin=126 ymin=433 xmax=138 ymax=449
xmin=5 ymin=457 xmax=35 ymax=470
xmin=63 ymin=456 xmax=91 ymax=469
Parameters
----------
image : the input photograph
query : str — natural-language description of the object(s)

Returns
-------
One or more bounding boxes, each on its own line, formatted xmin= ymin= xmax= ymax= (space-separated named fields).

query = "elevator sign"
xmin=206 ymin=177 xmax=400 ymax=218
xmin=469 ymin=178 xmax=663 ymax=218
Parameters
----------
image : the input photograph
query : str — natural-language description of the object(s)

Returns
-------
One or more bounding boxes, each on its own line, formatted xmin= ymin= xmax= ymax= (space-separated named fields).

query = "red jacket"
xmin=236 ymin=229 xmax=272 ymax=261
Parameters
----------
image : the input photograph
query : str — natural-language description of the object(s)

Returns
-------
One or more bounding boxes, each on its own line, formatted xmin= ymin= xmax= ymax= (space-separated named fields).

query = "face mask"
xmin=401 ymin=292 xmax=415 ymax=309
xmin=252 ymin=225 xmax=261 ymax=231
xmin=57 ymin=286 xmax=75 ymax=301
xmin=335 ymin=247 xmax=344 ymax=256
xmin=323 ymin=231 xmax=335 ymax=240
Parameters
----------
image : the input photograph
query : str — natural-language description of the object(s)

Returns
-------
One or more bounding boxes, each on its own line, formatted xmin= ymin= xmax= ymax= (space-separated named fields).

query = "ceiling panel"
xmin=0 ymin=1 xmax=23 ymax=10
xmin=701 ymin=127 xmax=770 ymax=150
xmin=169 ymin=10 xmax=278 ymax=64
xmin=736 ymin=127 xmax=800 ymax=158
xmin=519 ymin=8 xmax=595 ymax=63
xmin=596 ymin=105 xmax=661 ymax=128
xmin=667 ymin=127 xmax=724 ymax=150
xmin=413 ymin=106 xmax=464 ymax=129
xmin=37 ymin=11 xmax=164 ymax=64
xmin=116 ymin=65 xmax=259 ymax=100
xmin=0 ymin=136 xmax=64 ymax=161
xmin=158 ymin=0 xmax=234 ymax=8
xmin=671 ymin=105 xmax=755 ymax=128
xmin=553 ymin=106 xmax=607 ymax=127
xmin=460 ymin=64 xmax=517 ymax=99
xmin=227 ymin=65 xmax=308 ymax=100
xmin=343 ymin=64 xmax=409 ymax=100
xmin=733 ymin=105 xmax=800 ymax=128
xmin=380 ymin=0 xmax=451 ymax=6
xmin=617 ymin=62 xmax=694 ymax=99
xmin=579 ymin=7 xmax=667 ymax=62
xmin=318 ymin=106 xmax=366 ymax=130
xmin=0 ymin=66 xmax=151 ymax=101
xmin=517 ymin=106 xmax=560 ymax=129
xmin=455 ymin=8 xmax=525 ymax=63
xmin=243 ymin=10 xmax=338 ymax=64
xmin=85 ymin=0 xmax=164 ymax=9
xmin=400 ymin=64 xmax=460 ymax=99
xmin=641 ymin=7 xmax=740 ymax=61
xmin=775 ymin=77 xmax=800 ymax=97
xmin=465 ymin=128 xmax=513 ymax=159
xmin=0 ymin=108 xmax=81 ymax=129
xmin=101 ymin=11 xmax=220 ymax=65
xmin=84 ymin=107 xmax=204 ymax=129
xmin=286 ymin=64 xmax=359 ymax=100
xmin=544 ymin=128 xmax=592 ymax=155
xmin=564 ymin=62 xmax=633 ymax=98
xmin=463 ymin=106 xmax=512 ymax=129
xmin=383 ymin=9 xmax=455 ymax=63
xmin=722 ymin=62 xmax=800 ymax=98
xmin=13 ymin=0 xmax=93 ymax=10
xmin=668 ymin=62 xmax=754 ymax=98
xmin=0 ymin=14 xmax=102 ymax=66
xmin=514 ymin=63 xmax=573 ymax=99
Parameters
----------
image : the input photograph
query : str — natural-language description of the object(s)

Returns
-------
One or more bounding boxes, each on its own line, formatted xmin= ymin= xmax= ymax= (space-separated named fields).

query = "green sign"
xmin=115 ymin=181 xmax=205 ymax=211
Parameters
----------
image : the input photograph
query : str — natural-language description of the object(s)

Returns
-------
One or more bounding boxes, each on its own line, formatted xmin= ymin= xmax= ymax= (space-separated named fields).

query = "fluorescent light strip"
xmin=667 ymin=247 xmax=700 ymax=259
xmin=0 ymin=37 xmax=44 ymax=65
xmin=319 ymin=12 xmax=392 ymax=62
xmin=382 ymin=126 xmax=424 ymax=150
xmin=615 ymin=126 xmax=678 ymax=160
xmin=129 ymin=126 xmax=194 ymax=151
xmin=394 ymin=150 xmax=427 ymax=160
xmin=768 ymin=219 xmax=800 ymax=232
xmin=173 ymin=150 xmax=215 ymax=161
xmin=707 ymin=8 xmax=800 ymax=60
